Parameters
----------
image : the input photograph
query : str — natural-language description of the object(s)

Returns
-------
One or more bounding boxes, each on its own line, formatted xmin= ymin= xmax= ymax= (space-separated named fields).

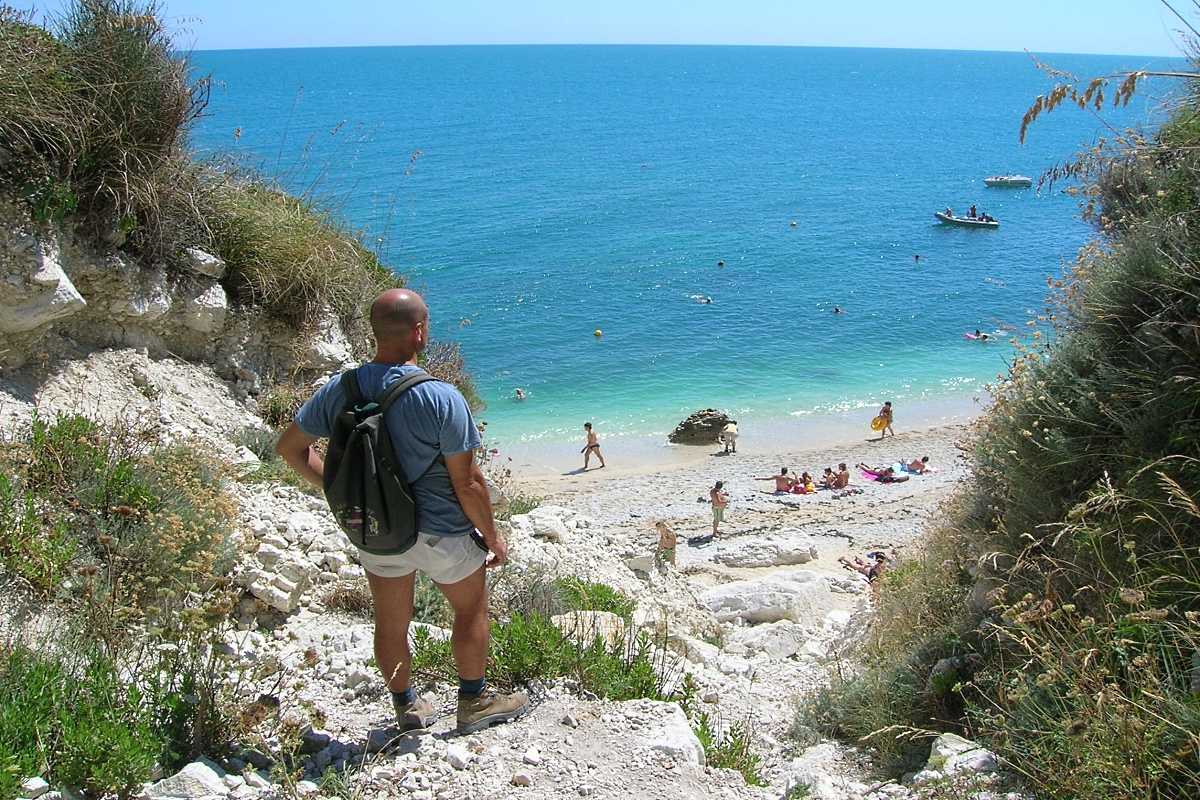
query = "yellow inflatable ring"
xmin=870 ymin=415 xmax=888 ymax=432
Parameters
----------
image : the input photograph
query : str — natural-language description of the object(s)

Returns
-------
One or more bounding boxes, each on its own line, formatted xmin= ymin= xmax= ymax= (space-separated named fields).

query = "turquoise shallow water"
xmin=190 ymin=45 xmax=1176 ymax=448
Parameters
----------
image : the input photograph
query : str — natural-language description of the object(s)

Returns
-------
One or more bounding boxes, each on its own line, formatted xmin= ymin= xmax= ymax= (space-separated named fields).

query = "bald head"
xmin=370 ymin=289 xmax=428 ymax=345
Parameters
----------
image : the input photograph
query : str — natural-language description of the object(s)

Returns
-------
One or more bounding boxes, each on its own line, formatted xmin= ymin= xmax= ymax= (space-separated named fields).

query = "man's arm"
xmin=275 ymin=423 xmax=324 ymax=487
xmin=444 ymin=450 xmax=506 ymax=568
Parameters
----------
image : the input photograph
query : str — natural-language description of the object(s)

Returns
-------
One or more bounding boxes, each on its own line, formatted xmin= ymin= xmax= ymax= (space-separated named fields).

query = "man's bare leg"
xmin=436 ymin=565 xmax=489 ymax=681
xmin=365 ymin=571 xmax=417 ymax=691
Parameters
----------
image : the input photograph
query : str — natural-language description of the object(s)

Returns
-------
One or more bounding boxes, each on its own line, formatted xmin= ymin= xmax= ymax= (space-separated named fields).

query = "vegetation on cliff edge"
xmin=797 ymin=56 xmax=1200 ymax=799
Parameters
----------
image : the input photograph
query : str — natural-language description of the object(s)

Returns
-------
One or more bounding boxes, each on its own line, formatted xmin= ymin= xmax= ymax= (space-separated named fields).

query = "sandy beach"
xmin=514 ymin=416 xmax=978 ymax=603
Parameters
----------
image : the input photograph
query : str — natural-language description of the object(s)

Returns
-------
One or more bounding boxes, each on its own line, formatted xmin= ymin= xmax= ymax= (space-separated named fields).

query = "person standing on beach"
xmin=710 ymin=480 xmax=730 ymax=536
xmin=274 ymin=288 xmax=529 ymax=735
xmin=720 ymin=420 xmax=739 ymax=453
xmin=877 ymin=401 xmax=895 ymax=439
xmin=581 ymin=422 xmax=605 ymax=469
xmin=655 ymin=521 xmax=677 ymax=567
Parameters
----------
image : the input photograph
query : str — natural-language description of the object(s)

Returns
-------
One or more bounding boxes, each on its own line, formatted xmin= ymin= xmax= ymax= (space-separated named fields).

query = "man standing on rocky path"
xmin=275 ymin=288 xmax=530 ymax=735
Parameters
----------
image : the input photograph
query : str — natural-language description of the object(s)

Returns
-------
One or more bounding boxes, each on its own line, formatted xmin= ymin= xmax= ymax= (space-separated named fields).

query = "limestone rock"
xmin=184 ymin=248 xmax=226 ymax=279
xmin=926 ymin=733 xmax=999 ymax=776
xmin=636 ymin=701 xmax=706 ymax=766
xmin=713 ymin=539 xmax=818 ymax=568
xmin=667 ymin=409 xmax=729 ymax=445
xmin=144 ymin=760 xmax=228 ymax=799
xmin=700 ymin=571 xmax=833 ymax=625
xmin=185 ymin=284 xmax=228 ymax=334
xmin=444 ymin=743 xmax=473 ymax=770
xmin=20 ymin=777 xmax=49 ymax=799
xmin=725 ymin=619 xmax=809 ymax=660
xmin=0 ymin=246 xmax=86 ymax=334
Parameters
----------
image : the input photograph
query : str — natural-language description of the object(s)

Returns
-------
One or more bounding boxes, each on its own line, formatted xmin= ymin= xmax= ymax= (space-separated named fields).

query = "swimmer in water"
xmin=515 ymin=388 xmax=526 ymax=400
xmin=834 ymin=306 xmax=846 ymax=314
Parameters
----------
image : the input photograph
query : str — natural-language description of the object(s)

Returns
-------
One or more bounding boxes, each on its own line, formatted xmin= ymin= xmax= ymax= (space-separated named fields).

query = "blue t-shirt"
xmin=294 ymin=363 xmax=482 ymax=537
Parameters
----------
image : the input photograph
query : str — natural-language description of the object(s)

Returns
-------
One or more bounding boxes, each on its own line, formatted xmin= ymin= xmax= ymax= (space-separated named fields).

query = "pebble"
xmin=522 ymin=747 xmax=542 ymax=765
xmin=561 ymin=712 xmax=579 ymax=728
xmin=511 ymin=772 xmax=534 ymax=787
xmin=444 ymin=744 xmax=473 ymax=770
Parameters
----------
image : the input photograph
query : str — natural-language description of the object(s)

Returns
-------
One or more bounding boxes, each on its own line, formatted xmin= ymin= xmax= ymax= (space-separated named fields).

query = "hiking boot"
xmin=392 ymin=694 xmax=438 ymax=732
xmin=456 ymin=688 xmax=530 ymax=734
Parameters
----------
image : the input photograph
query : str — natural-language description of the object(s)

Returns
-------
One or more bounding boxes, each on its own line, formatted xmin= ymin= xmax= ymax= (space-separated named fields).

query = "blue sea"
xmin=190 ymin=46 xmax=1177 ymax=463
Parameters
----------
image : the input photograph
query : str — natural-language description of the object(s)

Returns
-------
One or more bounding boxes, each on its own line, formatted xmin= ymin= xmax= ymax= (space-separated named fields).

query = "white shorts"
xmin=358 ymin=532 xmax=487 ymax=585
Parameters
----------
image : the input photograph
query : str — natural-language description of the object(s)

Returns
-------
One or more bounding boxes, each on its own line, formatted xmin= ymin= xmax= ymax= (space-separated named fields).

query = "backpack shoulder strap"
xmin=377 ymin=370 xmax=440 ymax=412
xmin=339 ymin=368 xmax=364 ymax=405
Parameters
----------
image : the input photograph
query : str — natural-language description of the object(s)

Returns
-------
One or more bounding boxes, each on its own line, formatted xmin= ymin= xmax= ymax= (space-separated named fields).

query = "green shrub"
xmin=0 ymin=1 xmax=208 ymax=261
xmin=0 ymin=644 xmax=164 ymax=800
xmin=801 ymin=62 xmax=1200 ymax=797
xmin=206 ymin=179 xmax=401 ymax=327
xmin=410 ymin=577 xmax=670 ymax=702
xmin=0 ymin=412 xmax=236 ymax=634
xmin=555 ymin=576 xmax=636 ymax=621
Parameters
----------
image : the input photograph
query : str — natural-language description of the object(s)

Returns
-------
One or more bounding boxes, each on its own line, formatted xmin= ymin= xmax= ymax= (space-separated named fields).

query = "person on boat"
xmin=968 ymin=205 xmax=977 ymax=218
xmin=945 ymin=207 xmax=953 ymax=217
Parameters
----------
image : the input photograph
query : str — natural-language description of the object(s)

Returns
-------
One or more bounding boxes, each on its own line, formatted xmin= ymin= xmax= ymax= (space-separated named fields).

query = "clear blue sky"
xmin=28 ymin=0 xmax=1190 ymax=56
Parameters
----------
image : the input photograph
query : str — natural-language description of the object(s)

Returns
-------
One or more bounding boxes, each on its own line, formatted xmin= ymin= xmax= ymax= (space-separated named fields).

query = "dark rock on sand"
xmin=668 ymin=409 xmax=729 ymax=445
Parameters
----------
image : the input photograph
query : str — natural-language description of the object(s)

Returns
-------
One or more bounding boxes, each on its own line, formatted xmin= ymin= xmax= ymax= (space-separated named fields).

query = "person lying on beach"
xmin=756 ymin=468 xmax=798 ymax=493
xmin=857 ymin=463 xmax=909 ymax=483
xmin=839 ymin=551 xmax=888 ymax=582
xmin=905 ymin=456 xmax=931 ymax=474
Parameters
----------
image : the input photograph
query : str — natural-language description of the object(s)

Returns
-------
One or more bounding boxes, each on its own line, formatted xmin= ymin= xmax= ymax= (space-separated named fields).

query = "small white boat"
xmin=935 ymin=211 xmax=999 ymax=229
xmin=983 ymin=174 xmax=1033 ymax=188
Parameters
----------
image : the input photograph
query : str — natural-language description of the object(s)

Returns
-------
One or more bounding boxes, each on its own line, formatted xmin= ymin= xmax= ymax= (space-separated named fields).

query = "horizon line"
xmin=188 ymin=42 xmax=1176 ymax=61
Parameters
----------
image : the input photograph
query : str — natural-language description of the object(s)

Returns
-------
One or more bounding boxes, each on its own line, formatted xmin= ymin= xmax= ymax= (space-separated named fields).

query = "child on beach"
xmin=877 ymin=401 xmax=894 ymax=439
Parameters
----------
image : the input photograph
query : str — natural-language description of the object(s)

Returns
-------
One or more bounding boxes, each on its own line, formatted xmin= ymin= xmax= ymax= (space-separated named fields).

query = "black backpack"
xmin=323 ymin=368 xmax=439 ymax=555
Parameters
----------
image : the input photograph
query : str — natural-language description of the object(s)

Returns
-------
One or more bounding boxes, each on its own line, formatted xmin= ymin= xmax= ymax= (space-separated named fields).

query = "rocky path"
xmin=4 ymin=349 xmax=1014 ymax=800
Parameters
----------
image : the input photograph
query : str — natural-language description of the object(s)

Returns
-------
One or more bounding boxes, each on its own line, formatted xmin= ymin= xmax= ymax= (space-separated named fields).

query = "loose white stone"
xmin=144 ymin=761 xmax=228 ymax=799
xmin=443 ymin=744 xmax=473 ymax=770
xmin=511 ymin=772 xmax=534 ymax=786
xmin=522 ymin=747 xmax=542 ymax=765
xmin=20 ymin=777 xmax=49 ymax=799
